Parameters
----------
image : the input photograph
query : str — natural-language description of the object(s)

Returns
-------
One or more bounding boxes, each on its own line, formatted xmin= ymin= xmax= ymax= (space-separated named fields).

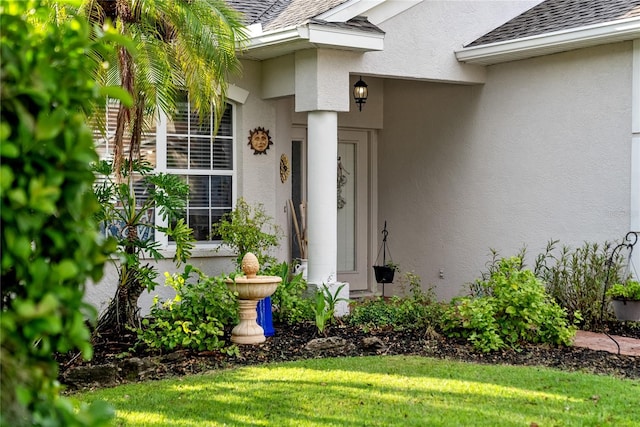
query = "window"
xmin=95 ymin=92 xmax=235 ymax=246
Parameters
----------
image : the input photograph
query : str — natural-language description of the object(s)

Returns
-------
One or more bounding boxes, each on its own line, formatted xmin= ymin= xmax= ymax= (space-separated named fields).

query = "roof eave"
xmin=241 ymin=22 xmax=384 ymax=60
xmin=455 ymin=17 xmax=640 ymax=66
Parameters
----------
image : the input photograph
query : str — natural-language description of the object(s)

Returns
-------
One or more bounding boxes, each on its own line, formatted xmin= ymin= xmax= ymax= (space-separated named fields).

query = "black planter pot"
xmin=373 ymin=266 xmax=395 ymax=284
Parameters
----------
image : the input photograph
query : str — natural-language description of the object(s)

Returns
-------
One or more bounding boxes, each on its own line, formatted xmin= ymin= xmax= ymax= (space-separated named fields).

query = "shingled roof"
xmin=226 ymin=0 xmax=350 ymax=30
xmin=467 ymin=0 xmax=640 ymax=47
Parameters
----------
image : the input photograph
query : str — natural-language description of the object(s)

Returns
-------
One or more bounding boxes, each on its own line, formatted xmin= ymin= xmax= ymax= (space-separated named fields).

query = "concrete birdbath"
xmin=226 ymin=253 xmax=282 ymax=344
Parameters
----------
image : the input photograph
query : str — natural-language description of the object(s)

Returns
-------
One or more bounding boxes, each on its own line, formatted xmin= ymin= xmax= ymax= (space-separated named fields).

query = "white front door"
xmin=337 ymin=130 xmax=371 ymax=291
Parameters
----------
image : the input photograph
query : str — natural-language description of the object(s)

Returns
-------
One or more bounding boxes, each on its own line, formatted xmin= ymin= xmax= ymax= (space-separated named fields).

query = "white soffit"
xmin=317 ymin=0 xmax=423 ymax=25
xmin=456 ymin=17 xmax=640 ymax=65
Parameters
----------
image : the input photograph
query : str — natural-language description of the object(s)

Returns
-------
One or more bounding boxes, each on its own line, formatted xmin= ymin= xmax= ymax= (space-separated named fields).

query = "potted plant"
xmin=373 ymin=261 xmax=399 ymax=284
xmin=606 ymin=279 xmax=640 ymax=321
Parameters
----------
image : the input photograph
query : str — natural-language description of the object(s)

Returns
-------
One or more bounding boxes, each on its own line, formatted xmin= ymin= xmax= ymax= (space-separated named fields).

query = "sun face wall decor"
xmin=248 ymin=127 xmax=273 ymax=155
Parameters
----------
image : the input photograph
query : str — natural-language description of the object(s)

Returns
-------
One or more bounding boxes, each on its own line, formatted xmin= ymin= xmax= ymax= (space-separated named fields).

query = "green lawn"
xmin=72 ymin=355 xmax=639 ymax=426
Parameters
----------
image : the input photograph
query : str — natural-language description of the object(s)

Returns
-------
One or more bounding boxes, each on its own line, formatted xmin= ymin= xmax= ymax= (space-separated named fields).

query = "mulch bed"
xmin=59 ymin=321 xmax=639 ymax=391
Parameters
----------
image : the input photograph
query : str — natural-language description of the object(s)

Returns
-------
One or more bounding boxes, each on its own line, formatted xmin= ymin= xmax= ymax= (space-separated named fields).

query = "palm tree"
xmin=85 ymin=0 xmax=246 ymax=173
xmin=80 ymin=0 xmax=247 ymax=333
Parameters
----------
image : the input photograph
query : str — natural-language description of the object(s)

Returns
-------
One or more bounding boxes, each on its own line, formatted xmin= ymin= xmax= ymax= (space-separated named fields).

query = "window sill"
xmin=157 ymin=245 xmax=235 ymax=260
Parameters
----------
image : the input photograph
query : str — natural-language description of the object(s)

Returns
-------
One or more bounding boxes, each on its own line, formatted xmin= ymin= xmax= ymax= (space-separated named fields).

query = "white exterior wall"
xmin=380 ymin=42 xmax=633 ymax=300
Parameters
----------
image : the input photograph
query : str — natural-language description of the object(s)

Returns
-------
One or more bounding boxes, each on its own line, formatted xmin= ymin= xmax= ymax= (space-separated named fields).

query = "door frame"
xmin=291 ymin=126 xmax=378 ymax=294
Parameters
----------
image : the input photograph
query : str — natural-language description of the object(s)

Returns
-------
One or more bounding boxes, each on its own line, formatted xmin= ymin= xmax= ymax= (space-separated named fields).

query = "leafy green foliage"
xmin=137 ymin=266 xmax=238 ymax=354
xmin=606 ymin=280 xmax=640 ymax=301
xmin=473 ymin=240 xmax=627 ymax=331
xmin=347 ymin=272 xmax=443 ymax=332
xmin=534 ymin=240 xmax=624 ymax=329
xmin=0 ymin=2 xmax=121 ymax=425
xmin=442 ymin=257 xmax=578 ymax=352
xmin=212 ymin=198 xmax=282 ymax=268
xmin=265 ymin=262 xmax=313 ymax=325
xmin=92 ymin=159 xmax=194 ymax=332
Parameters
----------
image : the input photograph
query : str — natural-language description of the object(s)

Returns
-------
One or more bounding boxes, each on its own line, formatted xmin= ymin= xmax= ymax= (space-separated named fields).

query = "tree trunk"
xmin=95 ymin=265 xmax=145 ymax=336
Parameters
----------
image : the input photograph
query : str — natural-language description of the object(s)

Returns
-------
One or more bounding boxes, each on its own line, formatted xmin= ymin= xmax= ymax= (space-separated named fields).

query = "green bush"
xmin=266 ymin=262 xmax=313 ymax=325
xmin=442 ymin=257 xmax=578 ymax=352
xmin=138 ymin=266 xmax=239 ymax=354
xmin=0 ymin=3 xmax=126 ymax=425
xmin=212 ymin=198 xmax=282 ymax=268
xmin=535 ymin=240 xmax=625 ymax=329
xmin=348 ymin=272 xmax=443 ymax=332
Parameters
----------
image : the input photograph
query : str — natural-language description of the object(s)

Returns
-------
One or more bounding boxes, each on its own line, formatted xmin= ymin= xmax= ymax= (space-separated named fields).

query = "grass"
xmin=72 ymin=355 xmax=640 ymax=426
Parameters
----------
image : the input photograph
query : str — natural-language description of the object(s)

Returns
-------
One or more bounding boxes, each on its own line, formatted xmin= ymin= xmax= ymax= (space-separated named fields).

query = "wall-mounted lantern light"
xmin=353 ymin=76 xmax=368 ymax=112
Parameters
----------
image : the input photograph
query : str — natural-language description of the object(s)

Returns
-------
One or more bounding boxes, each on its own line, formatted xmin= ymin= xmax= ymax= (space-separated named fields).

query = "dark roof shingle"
xmin=226 ymin=0 xmax=350 ymax=29
xmin=467 ymin=0 xmax=640 ymax=47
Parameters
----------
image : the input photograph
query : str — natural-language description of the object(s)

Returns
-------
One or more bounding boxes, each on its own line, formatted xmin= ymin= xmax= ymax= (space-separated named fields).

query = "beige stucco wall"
xmin=379 ymin=41 xmax=633 ymax=300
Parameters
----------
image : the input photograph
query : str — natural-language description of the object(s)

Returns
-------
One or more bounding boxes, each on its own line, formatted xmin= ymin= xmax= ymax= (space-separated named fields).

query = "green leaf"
xmin=0 ymin=141 xmax=19 ymax=158
xmin=55 ymin=259 xmax=79 ymax=281
xmin=100 ymin=85 xmax=134 ymax=107
xmin=35 ymin=109 xmax=65 ymax=140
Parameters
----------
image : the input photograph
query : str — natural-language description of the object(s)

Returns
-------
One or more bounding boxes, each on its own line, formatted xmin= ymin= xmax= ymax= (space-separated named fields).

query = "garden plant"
xmin=442 ymin=257 xmax=579 ymax=352
xmin=136 ymin=265 xmax=239 ymax=354
xmin=212 ymin=197 xmax=283 ymax=268
xmin=92 ymin=159 xmax=194 ymax=334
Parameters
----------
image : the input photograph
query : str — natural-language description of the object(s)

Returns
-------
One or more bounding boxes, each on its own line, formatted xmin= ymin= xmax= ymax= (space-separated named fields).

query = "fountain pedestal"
xmin=226 ymin=253 xmax=281 ymax=345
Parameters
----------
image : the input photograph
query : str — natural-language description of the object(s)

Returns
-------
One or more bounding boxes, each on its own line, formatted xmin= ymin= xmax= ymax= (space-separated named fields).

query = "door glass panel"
xmin=337 ymin=143 xmax=356 ymax=271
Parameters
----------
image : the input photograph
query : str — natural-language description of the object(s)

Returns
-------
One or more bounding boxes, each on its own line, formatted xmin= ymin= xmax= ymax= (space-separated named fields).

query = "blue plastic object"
xmin=256 ymin=296 xmax=274 ymax=337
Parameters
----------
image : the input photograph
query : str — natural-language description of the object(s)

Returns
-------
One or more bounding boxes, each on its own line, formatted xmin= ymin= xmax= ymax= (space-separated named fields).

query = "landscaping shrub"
xmin=0 ymin=3 xmax=124 ymax=425
xmin=348 ymin=272 xmax=443 ymax=332
xmin=266 ymin=262 xmax=313 ymax=325
xmin=534 ymin=240 xmax=624 ymax=329
xmin=442 ymin=257 xmax=578 ymax=352
xmin=137 ymin=266 xmax=238 ymax=354
xmin=471 ymin=240 xmax=627 ymax=331
xmin=212 ymin=198 xmax=282 ymax=268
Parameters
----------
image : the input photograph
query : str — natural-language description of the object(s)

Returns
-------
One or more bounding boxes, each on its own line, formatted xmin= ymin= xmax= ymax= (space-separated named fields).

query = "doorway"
xmin=291 ymin=128 xmax=374 ymax=292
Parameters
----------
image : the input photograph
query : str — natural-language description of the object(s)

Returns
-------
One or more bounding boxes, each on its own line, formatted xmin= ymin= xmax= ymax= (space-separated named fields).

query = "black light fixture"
xmin=353 ymin=76 xmax=368 ymax=112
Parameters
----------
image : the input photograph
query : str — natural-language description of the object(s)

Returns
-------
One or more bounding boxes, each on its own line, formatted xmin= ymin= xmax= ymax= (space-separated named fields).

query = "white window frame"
xmin=154 ymin=100 xmax=238 ymax=252
xmin=95 ymin=100 xmax=237 ymax=256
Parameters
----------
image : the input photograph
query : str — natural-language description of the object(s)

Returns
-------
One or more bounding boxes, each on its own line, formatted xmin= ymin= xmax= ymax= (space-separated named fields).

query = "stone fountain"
xmin=225 ymin=253 xmax=282 ymax=344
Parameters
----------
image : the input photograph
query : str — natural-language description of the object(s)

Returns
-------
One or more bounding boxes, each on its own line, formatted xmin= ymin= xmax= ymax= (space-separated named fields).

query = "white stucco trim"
xmin=303 ymin=25 xmax=384 ymax=51
xmin=227 ymin=84 xmax=249 ymax=105
xmin=243 ymin=23 xmax=383 ymax=60
xmin=456 ymin=17 xmax=640 ymax=65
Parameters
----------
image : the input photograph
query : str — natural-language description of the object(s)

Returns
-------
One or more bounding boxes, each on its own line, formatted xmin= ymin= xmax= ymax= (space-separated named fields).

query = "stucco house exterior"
xmin=87 ymin=0 xmax=640 ymax=315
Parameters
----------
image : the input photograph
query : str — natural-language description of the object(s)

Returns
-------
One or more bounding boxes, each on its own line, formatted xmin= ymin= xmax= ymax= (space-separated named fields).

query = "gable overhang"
xmin=317 ymin=0 xmax=423 ymax=26
xmin=241 ymin=22 xmax=384 ymax=61
xmin=456 ymin=17 xmax=640 ymax=66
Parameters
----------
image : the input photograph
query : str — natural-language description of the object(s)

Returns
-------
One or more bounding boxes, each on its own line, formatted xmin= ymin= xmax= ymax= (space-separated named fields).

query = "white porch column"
xmin=307 ymin=110 xmax=338 ymax=285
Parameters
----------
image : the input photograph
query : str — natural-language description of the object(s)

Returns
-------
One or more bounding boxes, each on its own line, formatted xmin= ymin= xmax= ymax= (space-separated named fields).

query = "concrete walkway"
xmin=573 ymin=330 xmax=640 ymax=356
